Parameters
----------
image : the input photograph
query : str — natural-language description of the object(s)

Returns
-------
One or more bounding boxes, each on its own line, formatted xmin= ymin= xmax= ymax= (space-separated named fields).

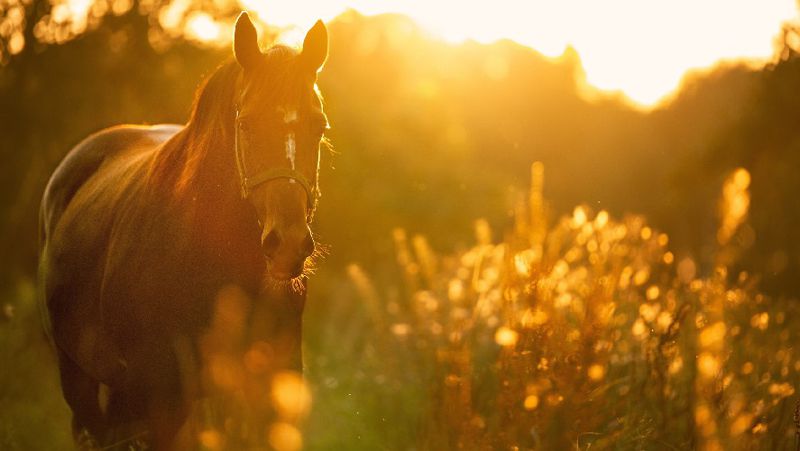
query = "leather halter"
xmin=233 ymin=108 xmax=320 ymax=219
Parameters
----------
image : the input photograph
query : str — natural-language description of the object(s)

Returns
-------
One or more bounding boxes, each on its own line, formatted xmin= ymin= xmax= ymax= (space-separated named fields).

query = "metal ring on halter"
xmin=234 ymin=109 xmax=320 ymax=217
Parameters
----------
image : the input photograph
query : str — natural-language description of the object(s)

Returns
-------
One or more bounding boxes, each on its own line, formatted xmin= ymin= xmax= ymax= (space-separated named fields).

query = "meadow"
xmin=300 ymin=163 xmax=800 ymax=450
xmin=2 ymin=164 xmax=799 ymax=450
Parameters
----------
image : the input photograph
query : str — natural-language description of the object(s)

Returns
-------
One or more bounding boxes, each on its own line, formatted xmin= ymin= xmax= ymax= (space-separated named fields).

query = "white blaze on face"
xmin=283 ymin=109 xmax=298 ymax=171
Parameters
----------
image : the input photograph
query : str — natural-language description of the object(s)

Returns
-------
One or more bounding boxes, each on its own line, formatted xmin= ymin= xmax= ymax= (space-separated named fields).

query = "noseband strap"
xmin=234 ymin=109 xmax=319 ymax=217
xmin=241 ymin=167 xmax=317 ymax=206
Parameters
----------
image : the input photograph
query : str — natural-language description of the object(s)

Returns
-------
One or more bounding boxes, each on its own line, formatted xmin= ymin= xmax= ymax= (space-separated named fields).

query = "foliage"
xmin=306 ymin=164 xmax=800 ymax=450
xmin=0 ymin=0 xmax=246 ymax=64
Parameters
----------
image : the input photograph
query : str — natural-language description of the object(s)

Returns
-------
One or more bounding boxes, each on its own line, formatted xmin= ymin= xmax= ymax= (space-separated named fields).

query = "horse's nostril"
xmin=302 ymin=233 xmax=315 ymax=259
xmin=292 ymin=261 xmax=306 ymax=276
xmin=262 ymin=229 xmax=281 ymax=258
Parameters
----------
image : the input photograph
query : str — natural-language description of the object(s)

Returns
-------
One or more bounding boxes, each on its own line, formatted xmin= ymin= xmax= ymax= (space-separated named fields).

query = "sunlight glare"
xmin=186 ymin=12 xmax=221 ymax=42
xmin=237 ymin=0 xmax=798 ymax=108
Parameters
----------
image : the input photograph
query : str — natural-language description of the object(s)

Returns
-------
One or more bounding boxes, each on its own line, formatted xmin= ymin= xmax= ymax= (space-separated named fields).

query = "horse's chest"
xmin=104 ymin=248 xmax=253 ymax=334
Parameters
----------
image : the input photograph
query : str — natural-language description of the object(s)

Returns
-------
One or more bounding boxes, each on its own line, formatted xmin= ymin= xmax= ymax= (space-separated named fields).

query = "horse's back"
xmin=40 ymin=124 xmax=181 ymax=242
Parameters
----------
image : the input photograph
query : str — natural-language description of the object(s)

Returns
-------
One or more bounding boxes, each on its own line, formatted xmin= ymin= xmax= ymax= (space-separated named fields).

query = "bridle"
xmin=233 ymin=107 xmax=321 ymax=221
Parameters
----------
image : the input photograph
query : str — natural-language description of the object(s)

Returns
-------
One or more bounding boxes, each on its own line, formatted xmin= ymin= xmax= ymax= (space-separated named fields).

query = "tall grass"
xmin=1 ymin=163 xmax=798 ymax=450
xmin=0 ymin=279 xmax=72 ymax=450
xmin=334 ymin=163 xmax=799 ymax=450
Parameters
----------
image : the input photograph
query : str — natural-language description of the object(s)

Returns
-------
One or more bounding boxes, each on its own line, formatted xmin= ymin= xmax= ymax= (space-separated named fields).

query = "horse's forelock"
xmin=245 ymin=45 xmax=307 ymax=105
xmin=190 ymin=45 xmax=302 ymax=131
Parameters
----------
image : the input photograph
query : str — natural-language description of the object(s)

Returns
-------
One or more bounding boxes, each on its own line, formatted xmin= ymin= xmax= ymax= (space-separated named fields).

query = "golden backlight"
xmin=186 ymin=12 xmax=222 ymax=42
xmin=239 ymin=0 xmax=798 ymax=109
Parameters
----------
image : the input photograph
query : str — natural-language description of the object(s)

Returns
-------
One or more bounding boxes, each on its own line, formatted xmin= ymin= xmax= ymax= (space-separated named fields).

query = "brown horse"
xmin=38 ymin=12 xmax=328 ymax=449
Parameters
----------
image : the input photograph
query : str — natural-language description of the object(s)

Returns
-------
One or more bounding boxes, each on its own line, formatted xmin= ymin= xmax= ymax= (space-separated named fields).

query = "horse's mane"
xmin=150 ymin=45 xmax=300 ymax=195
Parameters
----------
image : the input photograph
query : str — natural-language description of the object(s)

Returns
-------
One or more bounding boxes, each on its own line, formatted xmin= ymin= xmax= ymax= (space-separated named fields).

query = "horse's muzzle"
xmin=261 ymin=223 xmax=315 ymax=279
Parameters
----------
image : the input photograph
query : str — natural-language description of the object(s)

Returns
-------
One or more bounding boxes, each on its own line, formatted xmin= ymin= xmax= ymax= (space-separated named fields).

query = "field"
xmin=301 ymin=164 xmax=800 ymax=450
xmin=2 ymin=163 xmax=799 ymax=450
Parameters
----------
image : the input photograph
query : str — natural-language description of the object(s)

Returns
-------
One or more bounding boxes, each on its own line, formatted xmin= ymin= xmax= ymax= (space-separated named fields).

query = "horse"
xmin=37 ymin=12 xmax=329 ymax=449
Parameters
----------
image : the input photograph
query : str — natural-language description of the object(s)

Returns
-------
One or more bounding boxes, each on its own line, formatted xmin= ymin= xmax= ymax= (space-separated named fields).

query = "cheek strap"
xmin=234 ymin=110 xmax=320 ymax=219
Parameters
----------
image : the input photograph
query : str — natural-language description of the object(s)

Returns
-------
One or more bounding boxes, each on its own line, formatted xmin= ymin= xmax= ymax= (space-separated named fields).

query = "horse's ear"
xmin=234 ymin=12 xmax=261 ymax=71
xmin=301 ymin=20 xmax=328 ymax=73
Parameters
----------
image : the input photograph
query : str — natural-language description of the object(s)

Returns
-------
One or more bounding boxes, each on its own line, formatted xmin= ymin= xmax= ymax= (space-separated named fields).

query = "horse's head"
xmin=231 ymin=12 xmax=328 ymax=281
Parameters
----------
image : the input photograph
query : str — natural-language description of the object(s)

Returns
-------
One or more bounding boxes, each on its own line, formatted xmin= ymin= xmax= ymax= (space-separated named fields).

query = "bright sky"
xmin=238 ymin=0 xmax=799 ymax=108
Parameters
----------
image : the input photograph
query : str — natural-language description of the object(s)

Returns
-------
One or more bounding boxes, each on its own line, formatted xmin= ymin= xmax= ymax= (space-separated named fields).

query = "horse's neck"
xmin=157 ymin=124 xmax=263 ymax=272
xmin=192 ymin=130 xmax=254 ymax=226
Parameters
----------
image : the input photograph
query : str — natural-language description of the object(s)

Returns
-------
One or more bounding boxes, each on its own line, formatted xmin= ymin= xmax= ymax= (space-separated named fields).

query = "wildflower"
xmin=631 ymin=319 xmax=647 ymax=338
xmin=639 ymin=304 xmax=659 ymax=323
xmin=633 ymin=268 xmax=650 ymax=286
xmin=271 ymin=372 xmax=311 ymax=420
xmin=268 ymin=423 xmax=303 ymax=451
xmin=523 ymin=395 xmax=539 ymax=410
xmin=495 ymin=326 xmax=519 ymax=347
xmin=768 ymin=382 xmax=795 ymax=398
xmin=699 ymin=322 xmax=727 ymax=350
xmin=448 ymin=279 xmax=464 ymax=302
xmin=595 ymin=210 xmax=609 ymax=228
xmin=718 ymin=168 xmax=751 ymax=245
xmin=520 ymin=309 xmax=548 ymax=328
xmin=587 ymin=364 xmax=606 ymax=381
xmin=730 ymin=414 xmax=754 ymax=436
xmin=669 ymin=356 xmax=683 ymax=375
xmin=656 ymin=311 xmax=673 ymax=332
xmin=698 ymin=353 xmax=721 ymax=378
xmin=391 ymin=323 xmax=411 ymax=337
xmin=750 ymin=312 xmax=769 ymax=331
xmin=572 ymin=206 xmax=587 ymax=228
